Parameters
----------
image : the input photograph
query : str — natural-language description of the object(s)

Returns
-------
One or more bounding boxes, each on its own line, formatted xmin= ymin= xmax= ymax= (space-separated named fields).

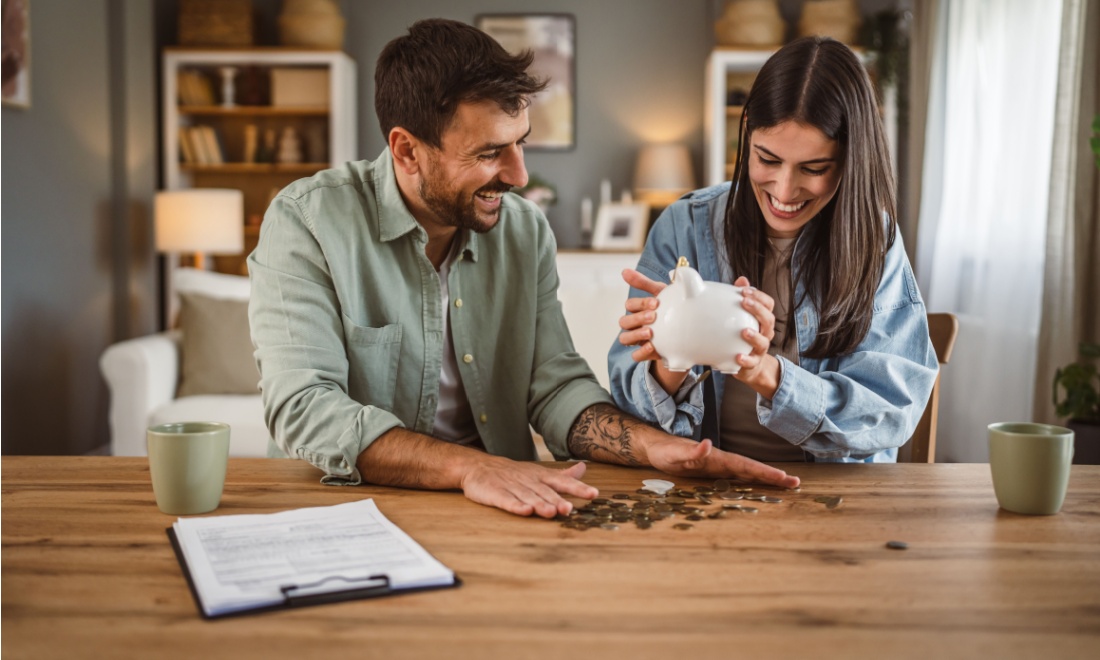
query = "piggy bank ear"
xmin=679 ymin=267 xmax=706 ymax=299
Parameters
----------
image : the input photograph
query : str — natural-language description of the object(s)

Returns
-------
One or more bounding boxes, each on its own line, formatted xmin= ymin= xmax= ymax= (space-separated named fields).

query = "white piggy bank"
xmin=649 ymin=257 xmax=759 ymax=374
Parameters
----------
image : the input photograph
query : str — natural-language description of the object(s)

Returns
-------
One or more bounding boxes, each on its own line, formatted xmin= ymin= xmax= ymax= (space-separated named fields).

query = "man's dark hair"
xmin=374 ymin=18 xmax=548 ymax=148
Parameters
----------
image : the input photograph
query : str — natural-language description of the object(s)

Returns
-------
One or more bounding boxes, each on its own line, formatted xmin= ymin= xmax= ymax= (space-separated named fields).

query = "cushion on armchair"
xmin=177 ymin=292 xmax=260 ymax=397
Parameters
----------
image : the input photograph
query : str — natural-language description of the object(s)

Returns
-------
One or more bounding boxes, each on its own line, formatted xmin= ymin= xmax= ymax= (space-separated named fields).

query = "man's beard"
xmin=417 ymin=172 xmax=510 ymax=234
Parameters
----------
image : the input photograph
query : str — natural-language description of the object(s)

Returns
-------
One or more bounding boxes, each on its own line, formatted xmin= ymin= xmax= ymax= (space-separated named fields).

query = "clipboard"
xmin=167 ymin=527 xmax=462 ymax=620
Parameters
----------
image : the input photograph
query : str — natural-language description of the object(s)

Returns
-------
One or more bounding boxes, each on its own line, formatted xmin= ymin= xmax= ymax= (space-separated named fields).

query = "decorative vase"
xmin=714 ymin=0 xmax=786 ymax=48
xmin=798 ymin=0 xmax=862 ymax=44
xmin=278 ymin=0 xmax=345 ymax=50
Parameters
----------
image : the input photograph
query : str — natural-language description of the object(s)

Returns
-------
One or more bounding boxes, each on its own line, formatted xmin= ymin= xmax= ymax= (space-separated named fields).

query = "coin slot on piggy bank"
xmin=649 ymin=257 xmax=759 ymax=374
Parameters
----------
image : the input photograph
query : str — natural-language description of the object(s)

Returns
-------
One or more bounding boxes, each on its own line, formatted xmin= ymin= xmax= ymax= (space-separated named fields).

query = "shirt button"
xmin=454 ymin=298 xmax=463 ymax=308
xmin=480 ymin=414 xmax=488 ymax=423
xmin=463 ymin=354 xmax=473 ymax=364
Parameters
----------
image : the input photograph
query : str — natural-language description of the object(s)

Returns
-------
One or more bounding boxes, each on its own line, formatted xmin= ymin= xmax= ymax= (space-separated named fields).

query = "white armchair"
xmin=99 ymin=269 xmax=269 ymax=457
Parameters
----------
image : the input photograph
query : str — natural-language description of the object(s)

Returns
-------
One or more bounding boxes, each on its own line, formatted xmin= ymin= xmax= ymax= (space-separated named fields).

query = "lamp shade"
xmin=633 ymin=144 xmax=696 ymax=207
xmin=154 ymin=189 xmax=244 ymax=254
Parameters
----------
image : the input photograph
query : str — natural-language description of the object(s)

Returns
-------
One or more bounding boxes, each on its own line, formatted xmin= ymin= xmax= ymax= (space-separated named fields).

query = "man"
xmin=248 ymin=18 xmax=798 ymax=519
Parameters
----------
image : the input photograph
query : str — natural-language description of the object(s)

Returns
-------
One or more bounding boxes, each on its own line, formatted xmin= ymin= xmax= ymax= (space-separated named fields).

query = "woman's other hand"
xmin=732 ymin=276 xmax=781 ymax=399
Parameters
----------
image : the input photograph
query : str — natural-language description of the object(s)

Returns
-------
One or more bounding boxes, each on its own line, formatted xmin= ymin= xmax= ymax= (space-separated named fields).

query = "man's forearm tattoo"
xmin=567 ymin=403 xmax=645 ymax=466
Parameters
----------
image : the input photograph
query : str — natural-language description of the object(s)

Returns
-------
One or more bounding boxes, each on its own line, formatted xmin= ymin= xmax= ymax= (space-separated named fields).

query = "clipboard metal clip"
xmin=280 ymin=574 xmax=392 ymax=607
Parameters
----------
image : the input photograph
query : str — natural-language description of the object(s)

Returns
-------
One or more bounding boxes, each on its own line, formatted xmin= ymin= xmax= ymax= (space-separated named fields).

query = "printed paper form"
xmin=172 ymin=498 xmax=454 ymax=617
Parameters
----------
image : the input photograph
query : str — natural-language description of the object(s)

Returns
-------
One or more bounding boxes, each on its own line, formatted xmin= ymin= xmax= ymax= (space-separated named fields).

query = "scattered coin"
xmin=685 ymin=514 xmax=704 ymax=521
xmin=734 ymin=487 xmax=753 ymax=493
xmin=814 ymin=495 xmax=843 ymax=509
xmin=722 ymin=503 xmax=744 ymax=510
xmin=739 ymin=506 xmax=758 ymax=514
xmin=885 ymin=540 xmax=908 ymax=550
xmin=714 ymin=479 xmax=731 ymax=493
xmin=600 ymin=523 xmax=620 ymax=531
xmin=672 ymin=523 xmax=693 ymax=531
xmin=642 ymin=479 xmax=675 ymax=496
xmin=612 ymin=493 xmax=632 ymax=500
xmin=761 ymin=496 xmax=783 ymax=504
xmin=719 ymin=492 xmax=744 ymax=501
xmin=745 ymin=493 xmax=766 ymax=501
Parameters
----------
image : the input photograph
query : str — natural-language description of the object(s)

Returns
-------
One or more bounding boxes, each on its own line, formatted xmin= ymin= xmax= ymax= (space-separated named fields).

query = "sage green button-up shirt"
xmin=247 ymin=150 xmax=612 ymax=484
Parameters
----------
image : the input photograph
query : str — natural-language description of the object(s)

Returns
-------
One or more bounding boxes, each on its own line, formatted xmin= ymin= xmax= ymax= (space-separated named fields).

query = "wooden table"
xmin=3 ymin=458 xmax=1099 ymax=659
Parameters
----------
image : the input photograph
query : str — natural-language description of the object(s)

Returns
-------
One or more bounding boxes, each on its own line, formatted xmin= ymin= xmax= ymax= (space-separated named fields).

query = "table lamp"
xmin=155 ymin=189 xmax=244 ymax=269
xmin=155 ymin=188 xmax=244 ymax=326
xmin=633 ymin=143 xmax=696 ymax=208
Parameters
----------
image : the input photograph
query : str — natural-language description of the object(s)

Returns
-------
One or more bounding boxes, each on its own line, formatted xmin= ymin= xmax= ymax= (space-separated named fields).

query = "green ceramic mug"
xmin=988 ymin=422 xmax=1074 ymax=515
xmin=147 ymin=422 xmax=230 ymax=515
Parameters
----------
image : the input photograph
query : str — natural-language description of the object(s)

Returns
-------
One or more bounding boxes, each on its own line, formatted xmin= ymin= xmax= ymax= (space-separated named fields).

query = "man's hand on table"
xmin=567 ymin=403 xmax=800 ymax=490
xmin=356 ymin=428 xmax=596 ymax=519
xmin=460 ymin=458 xmax=596 ymax=518
xmin=644 ymin=436 xmax=800 ymax=489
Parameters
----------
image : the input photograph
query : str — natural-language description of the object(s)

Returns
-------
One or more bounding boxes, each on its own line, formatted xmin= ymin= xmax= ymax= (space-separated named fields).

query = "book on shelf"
xmin=198 ymin=126 xmax=224 ymax=165
xmin=168 ymin=498 xmax=458 ymax=618
xmin=179 ymin=126 xmax=224 ymax=166
xmin=177 ymin=69 xmax=215 ymax=106
xmin=178 ymin=126 xmax=197 ymax=164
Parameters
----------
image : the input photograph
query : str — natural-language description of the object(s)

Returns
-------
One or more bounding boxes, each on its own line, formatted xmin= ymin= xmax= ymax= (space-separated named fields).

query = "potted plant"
xmin=1053 ymin=342 xmax=1100 ymax=464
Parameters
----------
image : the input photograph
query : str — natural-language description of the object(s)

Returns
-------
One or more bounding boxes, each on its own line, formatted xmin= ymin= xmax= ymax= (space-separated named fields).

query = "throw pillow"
xmin=177 ymin=292 xmax=261 ymax=397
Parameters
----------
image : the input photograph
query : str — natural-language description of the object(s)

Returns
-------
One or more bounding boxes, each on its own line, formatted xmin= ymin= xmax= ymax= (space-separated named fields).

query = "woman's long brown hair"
xmin=724 ymin=36 xmax=897 ymax=358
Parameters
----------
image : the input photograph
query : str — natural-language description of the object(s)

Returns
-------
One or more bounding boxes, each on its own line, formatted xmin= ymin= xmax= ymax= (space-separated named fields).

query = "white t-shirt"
xmin=432 ymin=242 xmax=481 ymax=447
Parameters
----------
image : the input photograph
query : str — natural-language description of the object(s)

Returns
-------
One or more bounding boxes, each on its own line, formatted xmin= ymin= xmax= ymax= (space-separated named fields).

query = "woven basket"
xmin=178 ymin=0 xmax=254 ymax=47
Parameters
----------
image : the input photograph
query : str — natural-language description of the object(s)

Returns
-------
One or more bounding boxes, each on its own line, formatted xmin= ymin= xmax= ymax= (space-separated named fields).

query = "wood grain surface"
xmin=3 ymin=457 xmax=1099 ymax=659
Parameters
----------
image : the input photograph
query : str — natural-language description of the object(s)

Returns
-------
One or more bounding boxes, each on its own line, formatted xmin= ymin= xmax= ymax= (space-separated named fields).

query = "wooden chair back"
xmin=898 ymin=313 xmax=959 ymax=463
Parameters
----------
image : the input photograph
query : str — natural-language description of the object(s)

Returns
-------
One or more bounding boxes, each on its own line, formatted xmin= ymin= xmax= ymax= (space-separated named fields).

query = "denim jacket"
xmin=607 ymin=183 xmax=939 ymax=463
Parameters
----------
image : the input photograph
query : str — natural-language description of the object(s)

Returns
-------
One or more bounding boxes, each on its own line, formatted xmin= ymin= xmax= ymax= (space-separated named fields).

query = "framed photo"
xmin=476 ymin=13 xmax=575 ymax=150
xmin=592 ymin=202 xmax=651 ymax=251
xmin=2 ymin=0 xmax=30 ymax=108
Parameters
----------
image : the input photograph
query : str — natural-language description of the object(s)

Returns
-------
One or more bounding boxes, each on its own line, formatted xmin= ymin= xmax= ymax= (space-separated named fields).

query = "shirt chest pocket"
xmin=341 ymin=318 xmax=403 ymax=413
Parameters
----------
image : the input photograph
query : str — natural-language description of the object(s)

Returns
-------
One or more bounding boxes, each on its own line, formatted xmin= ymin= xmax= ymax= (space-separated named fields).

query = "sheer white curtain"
xmin=1033 ymin=0 xmax=1099 ymax=425
xmin=915 ymin=1 xmax=1064 ymax=462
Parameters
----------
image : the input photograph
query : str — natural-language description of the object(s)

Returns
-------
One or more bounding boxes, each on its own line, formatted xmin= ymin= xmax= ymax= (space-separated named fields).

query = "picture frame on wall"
xmin=2 ymin=0 xmax=31 ymax=108
xmin=591 ymin=202 xmax=651 ymax=252
xmin=476 ymin=13 xmax=575 ymax=150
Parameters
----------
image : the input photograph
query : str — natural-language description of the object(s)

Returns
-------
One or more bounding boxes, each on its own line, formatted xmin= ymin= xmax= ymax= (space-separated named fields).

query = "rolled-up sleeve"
xmin=248 ymin=194 xmax=403 ymax=484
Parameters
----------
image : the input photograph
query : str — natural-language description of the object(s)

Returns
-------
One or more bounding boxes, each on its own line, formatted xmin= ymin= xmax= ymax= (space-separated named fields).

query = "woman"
xmin=609 ymin=36 xmax=938 ymax=463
